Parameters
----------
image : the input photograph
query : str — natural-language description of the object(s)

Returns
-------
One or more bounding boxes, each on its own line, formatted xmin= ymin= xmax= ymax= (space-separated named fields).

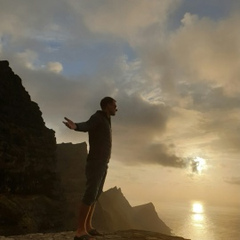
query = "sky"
xmin=1 ymin=0 xmax=240 ymax=208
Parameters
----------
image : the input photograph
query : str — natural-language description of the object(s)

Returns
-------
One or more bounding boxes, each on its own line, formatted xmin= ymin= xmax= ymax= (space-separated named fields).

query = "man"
xmin=63 ymin=97 xmax=117 ymax=240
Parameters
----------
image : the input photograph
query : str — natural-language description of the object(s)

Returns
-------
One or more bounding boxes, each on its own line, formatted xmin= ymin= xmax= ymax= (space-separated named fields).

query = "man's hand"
xmin=63 ymin=117 xmax=77 ymax=130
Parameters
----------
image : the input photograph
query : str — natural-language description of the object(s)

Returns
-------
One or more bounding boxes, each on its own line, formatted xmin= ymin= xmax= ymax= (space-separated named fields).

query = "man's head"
xmin=100 ymin=96 xmax=117 ymax=116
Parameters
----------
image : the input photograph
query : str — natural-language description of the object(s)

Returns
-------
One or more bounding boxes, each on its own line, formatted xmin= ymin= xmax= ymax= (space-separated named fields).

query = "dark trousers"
xmin=82 ymin=159 xmax=108 ymax=206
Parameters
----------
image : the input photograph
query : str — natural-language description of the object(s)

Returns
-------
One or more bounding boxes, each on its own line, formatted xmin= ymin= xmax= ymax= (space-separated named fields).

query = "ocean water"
xmin=157 ymin=201 xmax=240 ymax=240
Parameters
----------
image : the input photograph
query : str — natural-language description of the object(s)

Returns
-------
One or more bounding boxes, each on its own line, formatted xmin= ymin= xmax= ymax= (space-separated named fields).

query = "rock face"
xmin=133 ymin=202 xmax=169 ymax=233
xmin=95 ymin=187 xmax=172 ymax=235
xmin=56 ymin=142 xmax=88 ymax=230
xmin=0 ymin=61 xmax=64 ymax=235
xmin=0 ymin=60 xmax=58 ymax=196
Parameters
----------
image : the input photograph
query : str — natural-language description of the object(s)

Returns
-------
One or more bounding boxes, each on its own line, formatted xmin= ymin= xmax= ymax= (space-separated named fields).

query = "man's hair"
xmin=100 ymin=96 xmax=116 ymax=109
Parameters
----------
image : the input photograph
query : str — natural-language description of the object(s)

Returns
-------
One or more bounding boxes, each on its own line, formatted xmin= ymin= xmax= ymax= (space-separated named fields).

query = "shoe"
xmin=74 ymin=235 xmax=95 ymax=240
xmin=88 ymin=229 xmax=103 ymax=236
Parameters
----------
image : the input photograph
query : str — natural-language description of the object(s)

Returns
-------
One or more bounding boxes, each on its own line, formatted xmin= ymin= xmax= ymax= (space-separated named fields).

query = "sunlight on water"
xmin=157 ymin=201 xmax=240 ymax=240
xmin=191 ymin=202 xmax=205 ymax=231
xmin=192 ymin=202 xmax=204 ymax=214
xmin=186 ymin=201 xmax=215 ymax=240
xmin=164 ymin=201 xmax=216 ymax=240
xmin=192 ymin=212 xmax=204 ymax=222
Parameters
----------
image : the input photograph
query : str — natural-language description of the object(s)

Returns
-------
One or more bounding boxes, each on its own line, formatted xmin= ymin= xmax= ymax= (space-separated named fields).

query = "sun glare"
xmin=192 ymin=157 xmax=206 ymax=174
xmin=192 ymin=202 xmax=204 ymax=214
xmin=191 ymin=202 xmax=205 ymax=226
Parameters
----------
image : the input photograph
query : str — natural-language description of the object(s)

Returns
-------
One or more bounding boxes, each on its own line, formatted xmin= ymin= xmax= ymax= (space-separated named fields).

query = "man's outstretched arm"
xmin=63 ymin=117 xmax=77 ymax=130
xmin=63 ymin=115 xmax=99 ymax=132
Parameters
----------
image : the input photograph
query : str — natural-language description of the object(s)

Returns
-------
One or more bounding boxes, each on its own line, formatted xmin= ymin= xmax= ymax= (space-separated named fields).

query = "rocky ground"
xmin=0 ymin=230 xmax=190 ymax=240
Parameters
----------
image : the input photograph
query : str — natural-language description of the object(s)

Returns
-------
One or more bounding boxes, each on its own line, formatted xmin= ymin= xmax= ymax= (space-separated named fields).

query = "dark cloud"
xmin=225 ymin=177 xmax=240 ymax=185
xmin=142 ymin=143 xmax=187 ymax=168
xmin=188 ymin=85 xmax=240 ymax=111
xmin=115 ymin=93 xmax=168 ymax=131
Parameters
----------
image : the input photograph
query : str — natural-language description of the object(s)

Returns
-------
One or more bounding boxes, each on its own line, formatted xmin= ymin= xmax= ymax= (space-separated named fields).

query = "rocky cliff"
xmin=96 ymin=187 xmax=171 ymax=235
xmin=0 ymin=60 xmax=59 ymax=196
xmin=56 ymin=142 xmax=88 ymax=229
xmin=0 ymin=60 xmax=64 ymax=235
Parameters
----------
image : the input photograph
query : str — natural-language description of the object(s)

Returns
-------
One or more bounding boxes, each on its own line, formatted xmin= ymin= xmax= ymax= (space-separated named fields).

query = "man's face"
xmin=107 ymin=101 xmax=117 ymax=116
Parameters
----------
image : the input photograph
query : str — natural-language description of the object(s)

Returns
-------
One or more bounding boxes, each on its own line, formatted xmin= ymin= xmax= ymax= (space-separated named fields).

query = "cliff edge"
xmin=0 ymin=230 xmax=191 ymax=240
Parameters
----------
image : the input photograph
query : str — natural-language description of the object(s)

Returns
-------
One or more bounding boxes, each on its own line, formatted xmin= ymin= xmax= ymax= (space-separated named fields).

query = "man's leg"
xmin=85 ymin=203 xmax=95 ymax=232
xmin=75 ymin=202 xmax=92 ymax=238
xmin=86 ymin=170 xmax=107 ymax=235
xmin=85 ymin=203 xmax=103 ymax=236
xmin=80 ymin=161 xmax=107 ymax=237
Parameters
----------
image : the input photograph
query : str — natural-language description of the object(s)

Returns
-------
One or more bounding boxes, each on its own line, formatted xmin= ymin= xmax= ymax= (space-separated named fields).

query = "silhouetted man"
xmin=63 ymin=97 xmax=117 ymax=240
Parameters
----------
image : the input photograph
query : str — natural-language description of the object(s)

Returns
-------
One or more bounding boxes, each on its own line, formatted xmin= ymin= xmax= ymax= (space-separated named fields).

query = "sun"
xmin=191 ymin=157 xmax=206 ymax=174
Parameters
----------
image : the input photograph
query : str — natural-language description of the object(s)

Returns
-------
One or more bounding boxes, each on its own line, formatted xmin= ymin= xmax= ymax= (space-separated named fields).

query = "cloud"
xmin=14 ymin=51 xmax=63 ymax=73
xmin=115 ymin=92 xmax=168 ymax=130
xmin=46 ymin=62 xmax=63 ymax=73
xmin=76 ymin=0 xmax=177 ymax=40
xmin=169 ymin=12 xmax=240 ymax=96
xmin=1 ymin=0 xmax=240 ymax=174
xmin=184 ymin=85 xmax=240 ymax=111
xmin=198 ymin=108 xmax=240 ymax=153
xmin=143 ymin=143 xmax=187 ymax=168
xmin=0 ymin=1 xmax=68 ymax=39
xmin=16 ymin=50 xmax=39 ymax=70
xmin=225 ymin=177 xmax=240 ymax=185
xmin=110 ymin=92 xmax=171 ymax=167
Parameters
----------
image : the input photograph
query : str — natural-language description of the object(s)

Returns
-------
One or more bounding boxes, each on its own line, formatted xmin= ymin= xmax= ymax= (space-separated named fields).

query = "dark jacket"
xmin=75 ymin=111 xmax=112 ymax=162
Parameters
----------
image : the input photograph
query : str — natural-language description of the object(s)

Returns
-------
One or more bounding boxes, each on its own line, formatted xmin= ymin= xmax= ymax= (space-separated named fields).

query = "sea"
xmin=156 ymin=201 xmax=240 ymax=240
